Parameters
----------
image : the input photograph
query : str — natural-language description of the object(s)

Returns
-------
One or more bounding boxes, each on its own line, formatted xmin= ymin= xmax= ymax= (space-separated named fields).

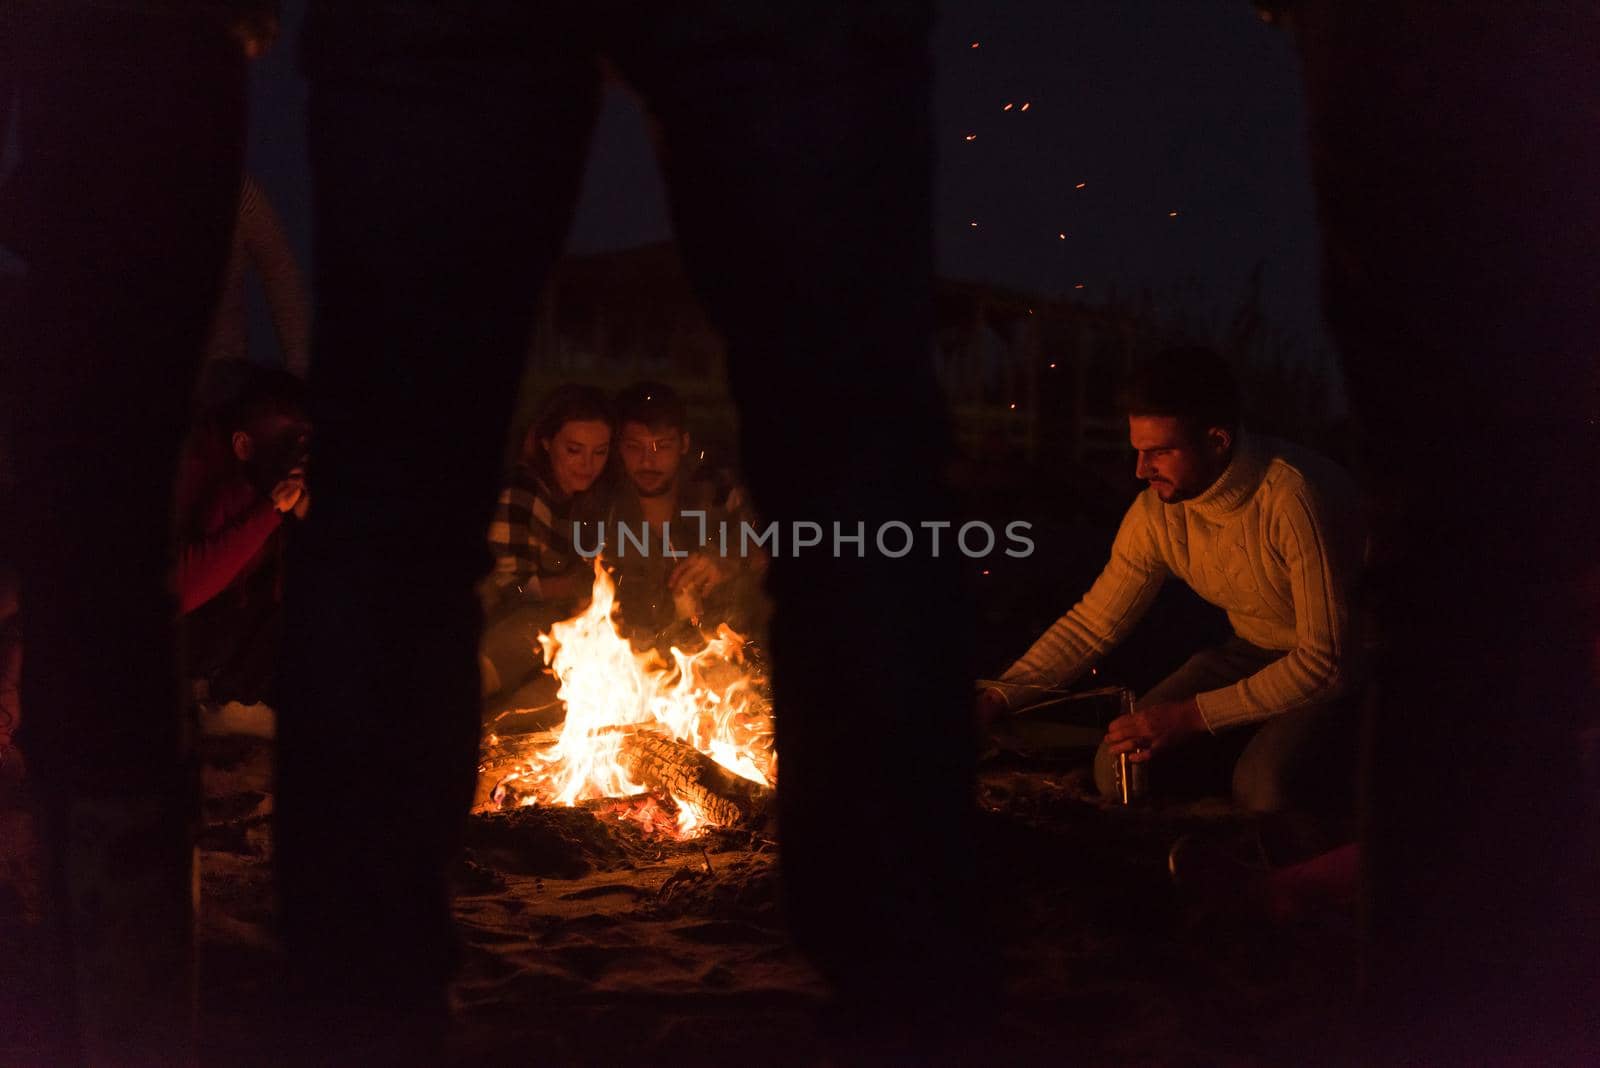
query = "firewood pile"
xmin=480 ymin=726 xmax=773 ymax=833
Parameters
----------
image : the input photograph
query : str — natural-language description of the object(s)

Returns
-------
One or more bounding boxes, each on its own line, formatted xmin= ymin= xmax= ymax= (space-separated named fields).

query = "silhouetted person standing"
xmin=1286 ymin=1 xmax=1598 ymax=1057
xmin=5 ymin=3 xmax=247 ymax=1061
xmin=281 ymin=1 xmax=981 ymax=1054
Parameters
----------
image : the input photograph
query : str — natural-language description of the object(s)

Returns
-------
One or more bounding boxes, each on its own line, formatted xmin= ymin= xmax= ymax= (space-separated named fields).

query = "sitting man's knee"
xmin=1231 ymin=754 xmax=1293 ymax=813
xmin=1233 ymin=704 xmax=1357 ymax=814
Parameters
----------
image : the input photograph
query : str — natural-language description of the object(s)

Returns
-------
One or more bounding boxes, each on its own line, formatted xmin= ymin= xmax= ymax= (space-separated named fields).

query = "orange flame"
xmin=485 ymin=559 xmax=773 ymax=837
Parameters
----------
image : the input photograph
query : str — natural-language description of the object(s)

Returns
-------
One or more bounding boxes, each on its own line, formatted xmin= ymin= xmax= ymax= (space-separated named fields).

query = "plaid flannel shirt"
xmin=485 ymin=466 xmax=578 ymax=601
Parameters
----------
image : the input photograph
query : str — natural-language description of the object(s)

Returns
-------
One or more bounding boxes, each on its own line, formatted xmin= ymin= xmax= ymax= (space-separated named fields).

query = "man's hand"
xmin=975 ymin=687 xmax=1009 ymax=729
xmin=270 ymin=476 xmax=306 ymax=515
xmin=668 ymin=553 xmax=729 ymax=599
xmin=1104 ymin=697 xmax=1206 ymax=762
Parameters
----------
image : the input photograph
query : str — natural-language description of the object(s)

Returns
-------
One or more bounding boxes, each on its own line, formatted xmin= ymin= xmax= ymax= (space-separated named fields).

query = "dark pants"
xmin=1093 ymin=639 xmax=1358 ymax=814
xmin=5 ymin=10 xmax=245 ymax=1062
xmin=1294 ymin=3 xmax=1597 ymax=1053
xmin=478 ymin=597 xmax=565 ymax=701
xmin=283 ymin=0 xmax=980 ymax=1026
xmin=185 ymin=578 xmax=285 ymax=707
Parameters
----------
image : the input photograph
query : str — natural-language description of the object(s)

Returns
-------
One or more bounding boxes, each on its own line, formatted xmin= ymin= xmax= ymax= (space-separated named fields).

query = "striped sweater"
xmin=1001 ymin=433 xmax=1365 ymax=731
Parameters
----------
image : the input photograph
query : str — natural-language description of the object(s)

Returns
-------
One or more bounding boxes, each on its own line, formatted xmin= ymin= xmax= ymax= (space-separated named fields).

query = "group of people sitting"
xmin=172 ymin=370 xmax=764 ymax=722
xmin=472 ymin=346 xmax=1368 ymax=830
xmin=157 ymin=342 xmax=1367 ymax=846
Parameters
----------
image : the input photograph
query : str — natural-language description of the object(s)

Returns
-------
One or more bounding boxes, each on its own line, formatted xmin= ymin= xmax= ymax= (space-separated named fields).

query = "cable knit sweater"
xmin=1000 ymin=433 xmax=1365 ymax=731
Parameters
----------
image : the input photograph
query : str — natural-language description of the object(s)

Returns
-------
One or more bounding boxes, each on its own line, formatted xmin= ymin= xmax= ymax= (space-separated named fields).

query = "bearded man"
xmin=603 ymin=381 xmax=761 ymax=639
xmin=982 ymin=347 xmax=1366 ymax=813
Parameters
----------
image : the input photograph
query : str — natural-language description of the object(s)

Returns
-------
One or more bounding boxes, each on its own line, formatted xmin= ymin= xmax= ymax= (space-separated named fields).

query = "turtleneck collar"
xmin=1180 ymin=431 xmax=1269 ymax=518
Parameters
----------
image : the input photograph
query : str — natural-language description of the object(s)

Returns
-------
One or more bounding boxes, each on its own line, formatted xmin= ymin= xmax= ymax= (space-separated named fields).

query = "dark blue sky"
xmin=248 ymin=2 xmax=1328 ymax=369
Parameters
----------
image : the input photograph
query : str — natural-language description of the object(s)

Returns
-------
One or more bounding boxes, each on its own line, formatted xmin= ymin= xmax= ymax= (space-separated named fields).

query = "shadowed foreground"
xmin=2 ymin=730 xmax=1364 ymax=1064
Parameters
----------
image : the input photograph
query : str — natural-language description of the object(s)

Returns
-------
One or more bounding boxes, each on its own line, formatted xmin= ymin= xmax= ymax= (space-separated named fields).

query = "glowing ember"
xmin=483 ymin=559 xmax=773 ymax=837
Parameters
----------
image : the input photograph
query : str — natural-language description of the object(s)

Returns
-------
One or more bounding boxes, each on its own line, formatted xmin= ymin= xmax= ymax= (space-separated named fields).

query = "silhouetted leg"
xmin=279 ymin=1 xmax=600 ymax=1040
xmin=615 ymin=5 xmax=988 ymax=1037
xmin=185 ymin=592 xmax=285 ymax=706
xmin=6 ymin=10 xmax=244 ymax=1062
xmin=1296 ymin=3 xmax=1597 ymax=1055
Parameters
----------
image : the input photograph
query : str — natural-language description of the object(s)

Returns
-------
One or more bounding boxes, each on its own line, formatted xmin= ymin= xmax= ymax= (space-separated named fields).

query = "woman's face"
xmin=542 ymin=419 xmax=612 ymax=497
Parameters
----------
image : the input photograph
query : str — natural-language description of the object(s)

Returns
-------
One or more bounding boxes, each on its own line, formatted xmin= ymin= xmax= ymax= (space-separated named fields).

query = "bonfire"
xmin=479 ymin=559 xmax=774 ymax=837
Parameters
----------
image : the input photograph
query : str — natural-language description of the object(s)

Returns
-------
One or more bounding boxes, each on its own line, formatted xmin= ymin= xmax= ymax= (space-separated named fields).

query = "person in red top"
xmin=175 ymin=367 xmax=309 ymax=704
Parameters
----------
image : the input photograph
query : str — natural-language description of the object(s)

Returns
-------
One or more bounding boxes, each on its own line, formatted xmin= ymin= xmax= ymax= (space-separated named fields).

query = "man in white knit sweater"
xmin=982 ymin=348 xmax=1365 ymax=812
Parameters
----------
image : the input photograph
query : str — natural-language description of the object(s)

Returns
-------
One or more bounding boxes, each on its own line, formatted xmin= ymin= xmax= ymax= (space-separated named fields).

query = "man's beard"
xmin=632 ymin=473 xmax=674 ymax=499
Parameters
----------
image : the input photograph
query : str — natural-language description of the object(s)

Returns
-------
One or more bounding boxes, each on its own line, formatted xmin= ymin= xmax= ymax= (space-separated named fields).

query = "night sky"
xmin=248 ymin=1 xmax=1329 ymax=381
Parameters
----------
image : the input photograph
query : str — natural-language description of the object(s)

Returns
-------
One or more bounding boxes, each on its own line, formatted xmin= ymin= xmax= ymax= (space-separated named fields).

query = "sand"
xmin=0 ymin=731 xmax=1363 ymax=1065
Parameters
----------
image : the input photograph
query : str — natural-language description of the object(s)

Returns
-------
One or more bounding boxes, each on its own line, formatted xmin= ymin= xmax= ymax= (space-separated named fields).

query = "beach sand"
xmin=1 ymin=730 xmax=1361 ymax=1065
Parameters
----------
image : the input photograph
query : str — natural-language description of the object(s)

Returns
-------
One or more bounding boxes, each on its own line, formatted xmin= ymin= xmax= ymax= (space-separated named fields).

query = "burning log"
xmin=619 ymin=732 xmax=772 ymax=829
xmin=474 ymin=560 xmax=775 ymax=834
